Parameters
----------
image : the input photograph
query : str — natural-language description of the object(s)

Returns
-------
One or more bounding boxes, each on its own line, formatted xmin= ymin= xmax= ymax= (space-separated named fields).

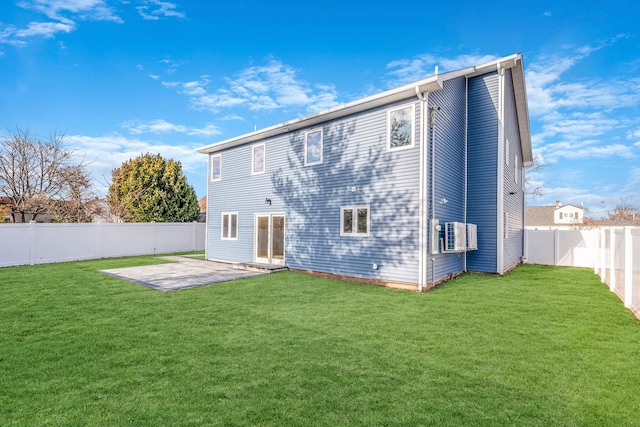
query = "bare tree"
xmin=0 ymin=128 xmax=96 ymax=222
xmin=525 ymin=154 xmax=547 ymax=200
xmin=603 ymin=199 xmax=639 ymax=222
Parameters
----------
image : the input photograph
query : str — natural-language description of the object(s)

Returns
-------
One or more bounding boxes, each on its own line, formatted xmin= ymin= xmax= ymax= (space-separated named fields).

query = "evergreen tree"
xmin=107 ymin=153 xmax=199 ymax=222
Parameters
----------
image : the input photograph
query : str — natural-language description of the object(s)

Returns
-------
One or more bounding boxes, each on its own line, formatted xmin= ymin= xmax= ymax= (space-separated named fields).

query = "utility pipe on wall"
xmin=430 ymin=105 xmax=440 ymax=287
xmin=415 ymin=87 xmax=428 ymax=292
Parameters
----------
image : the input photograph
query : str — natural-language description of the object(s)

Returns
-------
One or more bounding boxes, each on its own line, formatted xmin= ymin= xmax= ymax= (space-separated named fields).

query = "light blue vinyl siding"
xmin=278 ymin=101 xmax=420 ymax=283
xmin=466 ymin=72 xmax=499 ymax=273
xmin=206 ymin=136 xmax=290 ymax=263
xmin=207 ymin=100 xmax=421 ymax=284
xmin=502 ymin=68 xmax=525 ymax=270
xmin=426 ymin=76 xmax=467 ymax=281
xmin=205 ymin=64 xmax=528 ymax=284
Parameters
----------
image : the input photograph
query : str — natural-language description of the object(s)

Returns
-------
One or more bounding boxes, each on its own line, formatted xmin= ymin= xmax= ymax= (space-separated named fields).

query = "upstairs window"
xmin=252 ymin=143 xmax=265 ymax=175
xmin=387 ymin=104 xmax=415 ymax=151
xmin=340 ymin=206 xmax=370 ymax=236
xmin=305 ymin=128 xmax=323 ymax=166
xmin=211 ymin=155 xmax=221 ymax=182
xmin=221 ymin=213 xmax=238 ymax=240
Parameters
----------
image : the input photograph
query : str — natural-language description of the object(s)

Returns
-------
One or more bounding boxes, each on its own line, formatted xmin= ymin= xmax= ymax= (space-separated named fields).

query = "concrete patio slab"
xmin=100 ymin=256 xmax=267 ymax=292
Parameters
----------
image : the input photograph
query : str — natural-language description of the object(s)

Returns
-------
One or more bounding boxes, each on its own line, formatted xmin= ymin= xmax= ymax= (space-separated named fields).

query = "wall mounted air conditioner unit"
xmin=444 ymin=222 xmax=467 ymax=252
xmin=466 ymin=223 xmax=478 ymax=250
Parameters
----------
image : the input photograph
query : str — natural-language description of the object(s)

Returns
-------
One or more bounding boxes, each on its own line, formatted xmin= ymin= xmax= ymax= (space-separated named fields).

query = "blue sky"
xmin=1 ymin=0 xmax=639 ymax=218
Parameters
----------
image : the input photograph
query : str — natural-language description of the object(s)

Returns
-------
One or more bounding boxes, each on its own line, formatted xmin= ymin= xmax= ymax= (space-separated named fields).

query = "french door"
xmin=255 ymin=214 xmax=285 ymax=265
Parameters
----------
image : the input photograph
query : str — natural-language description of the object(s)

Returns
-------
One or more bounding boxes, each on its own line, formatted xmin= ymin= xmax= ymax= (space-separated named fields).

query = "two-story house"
xmin=198 ymin=53 xmax=532 ymax=291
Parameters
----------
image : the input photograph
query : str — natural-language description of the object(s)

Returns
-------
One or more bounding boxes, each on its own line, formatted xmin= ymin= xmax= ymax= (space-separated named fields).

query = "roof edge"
xmin=198 ymin=53 xmax=531 ymax=155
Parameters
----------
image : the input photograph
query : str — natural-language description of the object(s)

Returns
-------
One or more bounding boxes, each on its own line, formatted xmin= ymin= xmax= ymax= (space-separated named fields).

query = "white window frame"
xmin=340 ymin=205 xmax=370 ymax=237
xmin=387 ymin=104 xmax=415 ymax=152
xmin=221 ymin=212 xmax=238 ymax=240
xmin=252 ymin=143 xmax=266 ymax=175
xmin=304 ymin=128 xmax=323 ymax=166
xmin=211 ymin=154 xmax=222 ymax=182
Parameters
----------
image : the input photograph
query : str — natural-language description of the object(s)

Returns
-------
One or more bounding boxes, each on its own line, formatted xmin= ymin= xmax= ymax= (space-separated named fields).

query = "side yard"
xmin=1 ymin=258 xmax=639 ymax=426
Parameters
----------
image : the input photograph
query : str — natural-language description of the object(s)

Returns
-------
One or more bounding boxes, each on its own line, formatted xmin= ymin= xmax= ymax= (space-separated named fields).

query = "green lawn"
xmin=1 ymin=258 xmax=639 ymax=426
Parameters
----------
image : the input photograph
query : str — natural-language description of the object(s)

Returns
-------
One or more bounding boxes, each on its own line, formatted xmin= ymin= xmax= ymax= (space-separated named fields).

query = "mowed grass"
xmin=1 ymin=258 xmax=639 ymax=426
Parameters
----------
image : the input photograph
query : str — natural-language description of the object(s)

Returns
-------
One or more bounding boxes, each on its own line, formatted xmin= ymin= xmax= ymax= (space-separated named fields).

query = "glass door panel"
xmin=256 ymin=215 xmax=269 ymax=262
xmin=271 ymin=215 xmax=285 ymax=264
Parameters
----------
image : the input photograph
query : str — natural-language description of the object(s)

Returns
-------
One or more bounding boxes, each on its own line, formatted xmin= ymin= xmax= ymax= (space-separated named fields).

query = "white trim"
xmin=254 ymin=212 xmax=286 ymax=265
xmin=497 ymin=66 xmax=505 ymax=274
xmin=387 ymin=103 xmax=416 ymax=152
xmin=211 ymin=154 xmax=222 ymax=182
xmin=304 ymin=128 xmax=323 ymax=166
xmin=251 ymin=143 xmax=266 ymax=175
xmin=418 ymin=92 xmax=428 ymax=290
xmin=514 ymin=155 xmax=518 ymax=184
xmin=221 ymin=212 xmax=238 ymax=240
xmin=340 ymin=205 xmax=370 ymax=237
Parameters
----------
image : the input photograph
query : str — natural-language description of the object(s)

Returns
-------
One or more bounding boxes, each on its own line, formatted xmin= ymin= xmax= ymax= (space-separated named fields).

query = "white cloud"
xmin=14 ymin=21 xmax=74 ymax=38
xmin=163 ymin=59 xmax=340 ymax=114
xmin=221 ymin=114 xmax=245 ymax=121
xmin=137 ymin=0 xmax=185 ymax=20
xmin=66 ymin=133 xmax=204 ymax=195
xmin=532 ymin=112 xmax=618 ymax=146
xmin=4 ymin=0 xmax=183 ymax=46
xmin=122 ymin=119 xmax=220 ymax=137
xmin=385 ymin=53 xmax=499 ymax=86
xmin=627 ymin=128 xmax=640 ymax=141
xmin=622 ymin=168 xmax=640 ymax=203
xmin=537 ymin=140 xmax=634 ymax=163
xmin=17 ymin=0 xmax=123 ymax=24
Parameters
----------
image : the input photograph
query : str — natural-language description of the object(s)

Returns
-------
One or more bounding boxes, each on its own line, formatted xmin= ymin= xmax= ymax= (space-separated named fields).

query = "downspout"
xmin=464 ymin=77 xmax=469 ymax=272
xmin=416 ymin=86 xmax=428 ymax=292
xmin=204 ymin=156 xmax=211 ymax=260
xmin=497 ymin=64 xmax=505 ymax=274
xmin=430 ymin=104 xmax=440 ymax=286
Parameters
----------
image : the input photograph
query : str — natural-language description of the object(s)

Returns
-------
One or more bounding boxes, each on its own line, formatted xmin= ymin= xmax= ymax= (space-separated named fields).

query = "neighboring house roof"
xmin=525 ymin=206 xmax=556 ymax=226
xmin=197 ymin=53 xmax=532 ymax=166
xmin=198 ymin=196 xmax=207 ymax=213
xmin=525 ymin=202 xmax=585 ymax=227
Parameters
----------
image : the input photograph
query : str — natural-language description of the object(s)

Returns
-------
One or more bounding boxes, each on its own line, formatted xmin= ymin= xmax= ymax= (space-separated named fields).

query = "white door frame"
xmin=254 ymin=212 xmax=285 ymax=265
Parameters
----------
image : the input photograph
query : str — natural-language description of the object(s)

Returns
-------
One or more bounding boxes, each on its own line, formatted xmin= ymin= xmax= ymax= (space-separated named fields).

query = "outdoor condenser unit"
xmin=466 ymin=223 xmax=478 ymax=251
xmin=444 ymin=222 xmax=467 ymax=252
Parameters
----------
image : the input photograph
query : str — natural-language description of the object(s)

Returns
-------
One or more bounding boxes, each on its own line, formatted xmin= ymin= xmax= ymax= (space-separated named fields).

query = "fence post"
xmin=192 ymin=221 xmax=198 ymax=252
xmin=609 ymin=228 xmax=616 ymax=292
xmin=151 ymin=221 xmax=156 ymax=254
xmin=553 ymin=229 xmax=560 ymax=265
xmin=597 ymin=228 xmax=603 ymax=281
xmin=29 ymin=220 xmax=36 ymax=266
xmin=624 ymin=227 xmax=632 ymax=308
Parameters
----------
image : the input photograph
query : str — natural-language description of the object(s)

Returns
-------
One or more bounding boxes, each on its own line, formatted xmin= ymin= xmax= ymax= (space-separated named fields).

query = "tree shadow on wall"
xmin=271 ymin=119 xmax=419 ymax=280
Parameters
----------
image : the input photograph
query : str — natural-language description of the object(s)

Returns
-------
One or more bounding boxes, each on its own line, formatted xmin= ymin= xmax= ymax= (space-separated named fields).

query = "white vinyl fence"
xmin=0 ymin=222 xmax=205 ymax=268
xmin=525 ymin=227 xmax=640 ymax=319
